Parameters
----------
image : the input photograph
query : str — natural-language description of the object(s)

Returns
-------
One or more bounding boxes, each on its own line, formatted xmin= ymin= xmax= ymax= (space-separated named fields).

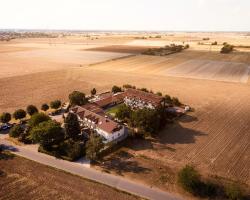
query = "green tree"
xmin=131 ymin=108 xmax=160 ymax=134
xmin=225 ymin=183 xmax=243 ymax=200
xmin=9 ymin=125 xmax=24 ymax=138
xmin=60 ymin=139 xmax=84 ymax=161
xmin=64 ymin=112 xmax=81 ymax=140
xmin=50 ymin=100 xmax=61 ymax=110
xmin=28 ymin=112 xmax=51 ymax=128
xmin=123 ymin=84 xmax=136 ymax=89
xmin=116 ymin=104 xmax=132 ymax=121
xmin=86 ymin=134 xmax=104 ymax=160
xmin=112 ymin=85 xmax=122 ymax=94
xmin=178 ymin=165 xmax=201 ymax=194
xmin=172 ymin=97 xmax=181 ymax=106
xmin=30 ymin=121 xmax=64 ymax=149
xmin=91 ymin=88 xmax=97 ymax=96
xmin=13 ymin=109 xmax=26 ymax=121
xmin=221 ymin=44 xmax=234 ymax=54
xmin=69 ymin=91 xmax=87 ymax=106
xmin=156 ymin=92 xmax=162 ymax=96
xmin=164 ymin=95 xmax=172 ymax=105
xmin=0 ymin=112 xmax=11 ymax=124
xmin=41 ymin=103 xmax=49 ymax=112
xmin=26 ymin=105 xmax=38 ymax=116
xmin=140 ymin=88 xmax=149 ymax=92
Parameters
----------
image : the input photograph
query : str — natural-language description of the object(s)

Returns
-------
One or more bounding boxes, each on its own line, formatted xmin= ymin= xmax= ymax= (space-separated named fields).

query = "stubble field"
xmin=0 ymin=33 xmax=250 ymax=193
xmin=0 ymin=153 xmax=140 ymax=200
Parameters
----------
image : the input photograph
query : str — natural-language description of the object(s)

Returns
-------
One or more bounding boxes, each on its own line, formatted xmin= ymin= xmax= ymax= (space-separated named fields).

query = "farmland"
xmin=0 ymin=32 xmax=250 ymax=195
xmin=0 ymin=152 xmax=140 ymax=200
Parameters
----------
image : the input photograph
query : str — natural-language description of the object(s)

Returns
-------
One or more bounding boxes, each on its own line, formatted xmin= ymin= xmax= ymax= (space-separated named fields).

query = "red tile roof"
xmin=124 ymin=88 xmax=163 ymax=106
xmin=71 ymin=106 xmax=122 ymax=134
xmin=94 ymin=92 xmax=124 ymax=108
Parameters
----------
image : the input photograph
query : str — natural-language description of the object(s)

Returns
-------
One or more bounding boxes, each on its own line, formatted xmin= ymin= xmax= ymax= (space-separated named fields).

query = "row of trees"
xmin=0 ymin=100 xmax=62 ymax=124
xmin=178 ymin=165 xmax=245 ymax=200
xmin=7 ymin=89 xmax=104 ymax=161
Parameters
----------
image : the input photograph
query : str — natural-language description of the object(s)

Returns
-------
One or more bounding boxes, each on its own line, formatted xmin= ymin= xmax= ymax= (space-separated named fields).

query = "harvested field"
xmin=90 ymin=51 xmax=250 ymax=82
xmin=164 ymin=59 xmax=250 ymax=83
xmin=1 ymin=34 xmax=250 ymax=193
xmin=0 ymin=39 xmax=130 ymax=78
xmin=0 ymin=153 xmax=140 ymax=200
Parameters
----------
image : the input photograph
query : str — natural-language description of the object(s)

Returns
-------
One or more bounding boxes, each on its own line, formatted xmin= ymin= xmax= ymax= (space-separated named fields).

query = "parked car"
xmin=0 ymin=124 xmax=9 ymax=131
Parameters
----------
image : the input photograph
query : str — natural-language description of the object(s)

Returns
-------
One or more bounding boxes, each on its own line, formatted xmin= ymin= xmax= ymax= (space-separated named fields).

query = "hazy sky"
xmin=0 ymin=0 xmax=249 ymax=31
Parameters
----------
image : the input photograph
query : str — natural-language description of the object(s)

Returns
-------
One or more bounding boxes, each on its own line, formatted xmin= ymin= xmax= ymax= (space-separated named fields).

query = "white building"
xmin=71 ymin=106 xmax=126 ymax=143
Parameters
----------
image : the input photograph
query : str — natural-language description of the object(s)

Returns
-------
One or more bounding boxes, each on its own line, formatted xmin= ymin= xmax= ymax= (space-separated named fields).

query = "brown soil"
xmin=0 ymin=152 xmax=140 ymax=200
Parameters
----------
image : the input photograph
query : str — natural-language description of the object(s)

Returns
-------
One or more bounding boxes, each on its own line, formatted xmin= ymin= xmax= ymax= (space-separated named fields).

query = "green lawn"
xmin=105 ymin=104 xmax=124 ymax=116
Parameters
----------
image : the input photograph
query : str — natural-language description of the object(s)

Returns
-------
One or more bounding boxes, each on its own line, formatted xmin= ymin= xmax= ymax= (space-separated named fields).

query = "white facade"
xmin=77 ymin=115 xmax=126 ymax=143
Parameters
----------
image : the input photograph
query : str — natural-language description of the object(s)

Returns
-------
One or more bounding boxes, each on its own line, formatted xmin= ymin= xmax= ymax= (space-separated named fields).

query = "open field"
xmin=0 ymin=33 xmax=250 ymax=194
xmin=165 ymin=59 xmax=250 ymax=83
xmin=0 ymin=39 xmax=130 ymax=78
xmin=90 ymin=50 xmax=250 ymax=83
xmin=0 ymin=152 xmax=140 ymax=200
xmin=0 ymin=67 xmax=249 ymax=188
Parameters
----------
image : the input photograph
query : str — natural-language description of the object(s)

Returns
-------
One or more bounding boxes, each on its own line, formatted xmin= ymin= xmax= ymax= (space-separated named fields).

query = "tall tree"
xmin=64 ymin=112 xmax=81 ymax=140
xmin=69 ymin=91 xmax=87 ymax=106
xmin=86 ymin=134 xmax=104 ymax=160
xmin=26 ymin=105 xmax=38 ymax=116
xmin=30 ymin=121 xmax=64 ymax=149
xmin=0 ymin=112 xmax=11 ymax=124
xmin=91 ymin=88 xmax=97 ymax=96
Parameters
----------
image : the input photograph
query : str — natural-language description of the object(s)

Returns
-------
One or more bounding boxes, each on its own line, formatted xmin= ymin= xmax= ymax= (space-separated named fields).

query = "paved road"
xmin=0 ymin=138 xmax=183 ymax=200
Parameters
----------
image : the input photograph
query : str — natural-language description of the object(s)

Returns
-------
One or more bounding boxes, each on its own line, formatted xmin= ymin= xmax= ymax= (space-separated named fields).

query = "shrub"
xmin=140 ymin=88 xmax=149 ymax=93
xmin=156 ymin=92 xmax=162 ymax=96
xmin=212 ymin=41 xmax=218 ymax=45
xmin=112 ymin=85 xmax=122 ymax=94
xmin=172 ymin=97 xmax=181 ymax=106
xmin=26 ymin=105 xmax=38 ymax=116
xmin=13 ymin=109 xmax=26 ymax=121
xmin=225 ymin=183 xmax=243 ymax=200
xmin=50 ymin=100 xmax=61 ymax=109
xmin=178 ymin=165 xmax=201 ymax=194
xmin=0 ymin=112 xmax=11 ymax=123
xmin=123 ymin=84 xmax=136 ymax=89
xmin=9 ymin=125 xmax=24 ymax=138
xmin=221 ymin=44 xmax=234 ymax=54
xmin=41 ymin=103 xmax=49 ymax=111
